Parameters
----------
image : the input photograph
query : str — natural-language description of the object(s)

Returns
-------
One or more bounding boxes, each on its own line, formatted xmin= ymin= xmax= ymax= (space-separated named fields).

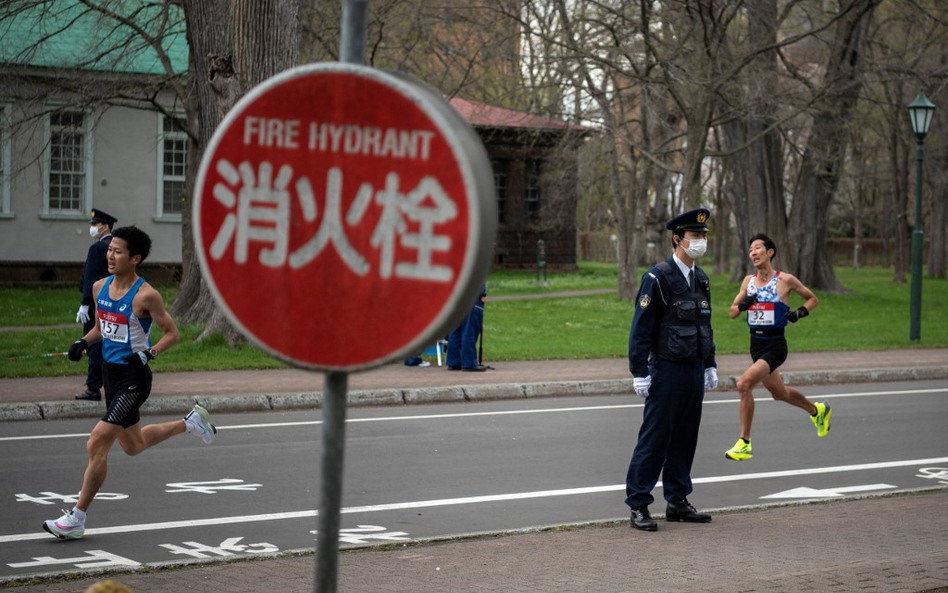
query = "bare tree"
xmin=0 ymin=1 xmax=190 ymax=149
xmin=785 ymin=0 xmax=880 ymax=290
xmin=304 ymin=0 xmax=528 ymax=108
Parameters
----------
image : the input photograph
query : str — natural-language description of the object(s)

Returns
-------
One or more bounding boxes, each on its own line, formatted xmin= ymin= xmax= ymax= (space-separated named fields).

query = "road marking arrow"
xmin=762 ymin=483 xmax=896 ymax=499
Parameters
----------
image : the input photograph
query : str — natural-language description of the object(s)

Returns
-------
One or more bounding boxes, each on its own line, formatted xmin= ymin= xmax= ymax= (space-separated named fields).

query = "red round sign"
xmin=193 ymin=64 xmax=495 ymax=371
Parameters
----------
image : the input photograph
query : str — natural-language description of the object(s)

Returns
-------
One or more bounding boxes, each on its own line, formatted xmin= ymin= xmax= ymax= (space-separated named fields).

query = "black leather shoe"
xmin=665 ymin=498 xmax=711 ymax=523
xmin=462 ymin=365 xmax=488 ymax=372
xmin=75 ymin=389 xmax=101 ymax=401
xmin=630 ymin=507 xmax=657 ymax=531
xmin=447 ymin=366 xmax=461 ymax=371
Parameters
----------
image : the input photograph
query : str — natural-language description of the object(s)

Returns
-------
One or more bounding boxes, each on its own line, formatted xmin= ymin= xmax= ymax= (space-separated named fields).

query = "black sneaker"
xmin=75 ymin=389 xmax=101 ymax=401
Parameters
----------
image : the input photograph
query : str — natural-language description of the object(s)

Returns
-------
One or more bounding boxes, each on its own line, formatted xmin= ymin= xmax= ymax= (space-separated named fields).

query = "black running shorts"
xmin=102 ymin=362 xmax=153 ymax=428
xmin=750 ymin=336 xmax=788 ymax=374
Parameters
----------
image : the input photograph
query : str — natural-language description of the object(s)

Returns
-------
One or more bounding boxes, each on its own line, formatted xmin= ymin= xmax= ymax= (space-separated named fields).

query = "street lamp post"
xmin=906 ymin=90 xmax=935 ymax=341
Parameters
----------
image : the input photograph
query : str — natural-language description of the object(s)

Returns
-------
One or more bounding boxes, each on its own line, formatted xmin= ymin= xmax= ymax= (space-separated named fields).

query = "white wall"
xmin=1 ymin=93 xmax=184 ymax=266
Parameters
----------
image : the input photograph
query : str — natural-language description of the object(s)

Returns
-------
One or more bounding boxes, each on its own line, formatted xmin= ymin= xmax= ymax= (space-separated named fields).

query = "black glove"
xmin=786 ymin=306 xmax=809 ymax=323
xmin=67 ymin=339 xmax=87 ymax=362
xmin=737 ymin=294 xmax=757 ymax=312
xmin=124 ymin=349 xmax=155 ymax=367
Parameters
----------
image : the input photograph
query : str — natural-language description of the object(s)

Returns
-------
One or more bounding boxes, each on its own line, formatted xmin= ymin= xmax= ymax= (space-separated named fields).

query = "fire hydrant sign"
xmin=193 ymin=64 xmax=496 ymax=371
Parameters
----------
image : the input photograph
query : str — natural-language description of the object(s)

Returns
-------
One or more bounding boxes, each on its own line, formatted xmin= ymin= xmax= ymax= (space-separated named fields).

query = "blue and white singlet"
xmin=745 ymin=272 xmax=790 ymax=335
xmin=96 ymin=276 xmax=153 ymax=364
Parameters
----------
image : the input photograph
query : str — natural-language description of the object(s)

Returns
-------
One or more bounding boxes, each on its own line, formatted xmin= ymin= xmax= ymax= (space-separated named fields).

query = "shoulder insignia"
xmin=639 ymin=295 xmax=651 ymax=309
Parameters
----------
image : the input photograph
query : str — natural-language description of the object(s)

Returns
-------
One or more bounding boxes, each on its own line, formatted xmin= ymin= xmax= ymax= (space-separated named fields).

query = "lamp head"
xmin=908 ymin=90 xmax=936 ymax=139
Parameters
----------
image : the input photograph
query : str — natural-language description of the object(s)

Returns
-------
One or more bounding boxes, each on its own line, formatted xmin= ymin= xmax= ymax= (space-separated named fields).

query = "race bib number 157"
xmin=99 ymin=310 xmax=130 ymax=343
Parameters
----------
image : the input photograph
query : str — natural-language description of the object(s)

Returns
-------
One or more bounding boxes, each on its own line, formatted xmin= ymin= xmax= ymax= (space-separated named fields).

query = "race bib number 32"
xmin=99 ymin=310 xmax=130 ymax=343
xmin=748 ymin=302 xmax=775 ymax=326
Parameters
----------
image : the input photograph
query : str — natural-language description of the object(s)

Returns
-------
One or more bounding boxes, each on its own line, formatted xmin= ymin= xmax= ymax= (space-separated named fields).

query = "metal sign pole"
xmin=314 ymin=371 xmax=349 ymax=593
xmin=194 ymin=3 xmax=493 ymax=591
xmin=315 ymin=6 xmax=368 ymax=591
xmin=340 ymin=0 xmax=368 ymax=65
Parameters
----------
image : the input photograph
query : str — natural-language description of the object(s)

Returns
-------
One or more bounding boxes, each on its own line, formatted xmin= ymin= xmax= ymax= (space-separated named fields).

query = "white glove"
xmin=633 ymin=376 xmax=651 ymax=399
xmin=704 ymin=367 xmax=719 ymax=391
xmin=76 ymin=305 xmax=90 ymax=324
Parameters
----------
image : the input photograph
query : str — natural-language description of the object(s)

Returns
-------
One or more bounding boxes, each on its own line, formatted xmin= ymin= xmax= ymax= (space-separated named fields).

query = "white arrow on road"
xmin=762 ymin=483 xmax=896 ymax=499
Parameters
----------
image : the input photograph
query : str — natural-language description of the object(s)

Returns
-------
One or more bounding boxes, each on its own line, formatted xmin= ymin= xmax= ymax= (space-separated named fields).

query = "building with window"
xmin=0 ymin=2 xmax=585 ymax=281
xmin=0 ymin=2 xmax=189 ymax=280
xmin=452 ymin=98 xmax=585 ymax=268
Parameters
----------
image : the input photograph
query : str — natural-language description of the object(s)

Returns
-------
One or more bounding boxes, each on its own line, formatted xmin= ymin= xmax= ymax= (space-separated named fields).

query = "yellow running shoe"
xmin=812 ymin=402 xmax=832 ymax=437
xmin=725 ymin=438 xmax=752 ymax=461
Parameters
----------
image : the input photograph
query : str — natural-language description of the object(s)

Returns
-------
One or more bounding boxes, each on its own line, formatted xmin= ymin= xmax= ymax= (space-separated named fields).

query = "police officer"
xmin=624 ymin=208 xmax=718 ymax=531
xmin=75 ymin=209 xmax=117 ymax=401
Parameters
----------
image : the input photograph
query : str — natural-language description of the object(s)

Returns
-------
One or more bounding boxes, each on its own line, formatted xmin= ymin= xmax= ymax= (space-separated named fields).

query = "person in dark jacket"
xmin=446 ymin=284 xmax=488 ymax=372
xmin=75 ymin=209 xmax=116 ymax=401
xmin=624 ymin=208 xmax=718 ymax=532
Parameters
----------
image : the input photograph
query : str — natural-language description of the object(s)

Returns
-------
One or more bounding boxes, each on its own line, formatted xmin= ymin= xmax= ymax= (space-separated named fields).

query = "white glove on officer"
xmin=76 ymin=305 xmax=90 ymax=324
xmin=704 ymin=367 xmax=719 ymax=391
xmin=633 ymin=375 xmax=651 ymax=399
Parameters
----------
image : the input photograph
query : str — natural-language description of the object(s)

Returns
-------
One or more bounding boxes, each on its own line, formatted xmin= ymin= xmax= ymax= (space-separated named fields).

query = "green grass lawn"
xmin=1 ymin=264 xmax=944 ymax=378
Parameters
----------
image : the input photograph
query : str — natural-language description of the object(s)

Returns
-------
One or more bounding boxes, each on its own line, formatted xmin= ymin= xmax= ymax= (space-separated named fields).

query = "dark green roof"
xmin=0 ymin=0 xmax=187 ymax=75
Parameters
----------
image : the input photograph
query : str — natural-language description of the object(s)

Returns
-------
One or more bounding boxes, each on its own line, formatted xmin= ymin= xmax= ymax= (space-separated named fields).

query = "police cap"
xmin=90 ymin=209 xmax=118 ymax=226
xmin=666 ymin=208 xmax=710 ymax=233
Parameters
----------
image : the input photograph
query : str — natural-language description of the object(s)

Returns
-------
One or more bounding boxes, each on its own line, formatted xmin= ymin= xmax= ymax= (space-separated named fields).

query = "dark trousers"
xmin=446 ymin=304 xmax=483 ymax=369
xmin=83 ymin=316 xmax=103 ymax=391
xmin=625 ymin=359 xmax=705 ymax=509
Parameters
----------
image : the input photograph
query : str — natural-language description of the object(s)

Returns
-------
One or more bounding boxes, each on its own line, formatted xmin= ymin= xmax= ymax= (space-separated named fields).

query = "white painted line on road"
xmin=0 ymin=432 xmax=90 ymax=442
xmin=4 ymin=456 xmax=948 ymax=544
xmin=762 ymin=484 xmax=896 ymax=499
xmin=3 ymin=386 xmax=943 ymax=442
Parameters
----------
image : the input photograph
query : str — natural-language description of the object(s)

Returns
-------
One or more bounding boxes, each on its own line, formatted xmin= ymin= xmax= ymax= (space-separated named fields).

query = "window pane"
xmin=48 ymin=111 xmax=86 ymax=213
xmin=163 ymin=137 xmax=187 ymax=176
xmin=159 ymin=115 xmax=187 ymax=216
xmin=525 ymin=159 xmax=540 ymax=223
xmin=163 ymin=179 xmax=184 ymax=214
xmin=492 ymin=159 xmax=507 ymax=224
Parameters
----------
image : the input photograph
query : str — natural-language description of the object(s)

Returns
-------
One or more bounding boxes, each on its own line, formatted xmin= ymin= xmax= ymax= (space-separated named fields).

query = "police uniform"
xmin=77 ymin=209 xmax=117 ymax=400
xmin=624 ymin=209 xmax=716 ymax=525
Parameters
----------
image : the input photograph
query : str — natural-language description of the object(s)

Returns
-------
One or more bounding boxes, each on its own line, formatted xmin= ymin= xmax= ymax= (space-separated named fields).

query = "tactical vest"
xmin=653 ymin=261 xmax=713 ymax=362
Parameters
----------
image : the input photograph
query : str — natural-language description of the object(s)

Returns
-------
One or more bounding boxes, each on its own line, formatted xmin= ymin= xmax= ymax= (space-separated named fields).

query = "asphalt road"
xmin=2 ymin=379 xmax=947 ymax=581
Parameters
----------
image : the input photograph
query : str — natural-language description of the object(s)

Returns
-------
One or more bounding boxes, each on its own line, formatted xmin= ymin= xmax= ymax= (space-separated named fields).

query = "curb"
xmin=2 ymin=366 xmax=946 ymax=422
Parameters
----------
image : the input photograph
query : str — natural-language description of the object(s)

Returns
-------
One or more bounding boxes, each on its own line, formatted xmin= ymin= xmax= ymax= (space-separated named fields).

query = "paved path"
xmin=3 ymin=348 xmax=947 ymax=592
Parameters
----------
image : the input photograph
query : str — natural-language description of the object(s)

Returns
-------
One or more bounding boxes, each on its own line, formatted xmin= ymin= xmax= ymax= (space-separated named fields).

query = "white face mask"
xmin=682 ymin=238 xmax=707 ymax=259
xmin=89 ymin=225 xmax=102 ymax=239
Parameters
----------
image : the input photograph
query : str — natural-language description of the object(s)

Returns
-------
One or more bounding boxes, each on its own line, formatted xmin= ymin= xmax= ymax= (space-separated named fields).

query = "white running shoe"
xmin=185 ymin=404 xmax=217 ymax=445
xmin=43 ymin=508 xmax=85 ymax=540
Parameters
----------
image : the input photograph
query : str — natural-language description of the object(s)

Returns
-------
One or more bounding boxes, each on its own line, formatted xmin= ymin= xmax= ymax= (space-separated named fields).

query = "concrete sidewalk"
xmin=4 ymin=349 xmax=948 ymax=592
xmin=15 ymin=490 xmax=948 ymax=593
xmin=1 ymin=348 xmax=946 ymax=421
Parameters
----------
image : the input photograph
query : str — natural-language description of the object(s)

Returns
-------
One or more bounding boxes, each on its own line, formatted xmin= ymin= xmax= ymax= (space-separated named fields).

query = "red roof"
xmin=448 ymin=97 xmax=575 ymax=131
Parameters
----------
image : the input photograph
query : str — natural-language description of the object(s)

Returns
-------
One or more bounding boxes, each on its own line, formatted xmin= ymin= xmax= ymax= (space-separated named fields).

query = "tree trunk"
xmin=175 ymin=0 xmax=301 ymax=341
xmin=787 ymin=0 xmax=879 ymax=291
xmin=928 ymin=143 xmax=947 ymax=278
xmin=882 ymin=81 xmax=909 ymax=281
xmin=930 ymin=165 xmax=947 ymax=278
xmin=717 ymin=0 xmax=789 ymax=280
